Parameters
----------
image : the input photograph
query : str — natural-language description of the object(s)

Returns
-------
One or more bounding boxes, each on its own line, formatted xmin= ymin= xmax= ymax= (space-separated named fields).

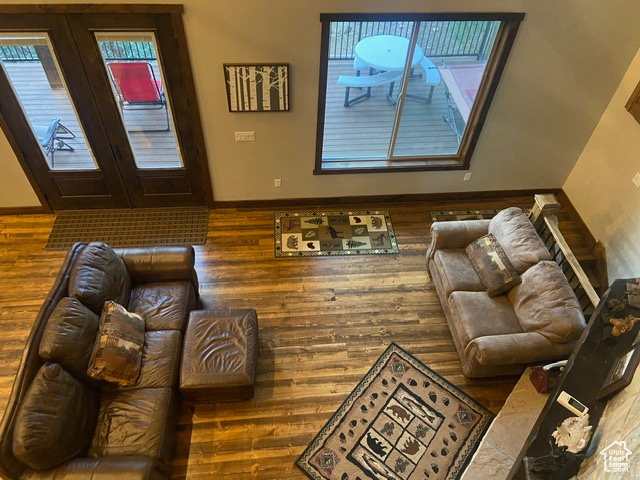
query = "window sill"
xmin=315 ymin=158 xmax=466 ymax=174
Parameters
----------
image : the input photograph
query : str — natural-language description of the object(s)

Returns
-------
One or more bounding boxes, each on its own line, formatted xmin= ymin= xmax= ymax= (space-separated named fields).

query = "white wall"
xmin=564 ymin=47 xmax=640 ymax=281
xmin=1 ymin=0 xmax=640 ymax=206
xmin=0 ymin=132 xmax=40 ymax=208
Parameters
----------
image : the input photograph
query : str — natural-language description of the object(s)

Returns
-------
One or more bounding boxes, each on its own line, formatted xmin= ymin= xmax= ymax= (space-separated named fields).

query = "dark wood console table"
xmin=510 ymin=278 xmax=640 ymax=479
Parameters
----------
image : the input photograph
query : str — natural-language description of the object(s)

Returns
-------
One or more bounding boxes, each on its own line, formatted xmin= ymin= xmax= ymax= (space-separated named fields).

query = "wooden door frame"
xmin=0 ymin=13 xmax=132 ymax=210
xmin=68 ymin=12 xmax=213 ymax=207
xmin=0 ymin=5 xmax=214 ymax=209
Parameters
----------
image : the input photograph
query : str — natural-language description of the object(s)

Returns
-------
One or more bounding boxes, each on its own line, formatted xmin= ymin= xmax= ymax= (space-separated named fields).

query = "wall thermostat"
xmin=557 ymin=391 xmax=589 ymax=416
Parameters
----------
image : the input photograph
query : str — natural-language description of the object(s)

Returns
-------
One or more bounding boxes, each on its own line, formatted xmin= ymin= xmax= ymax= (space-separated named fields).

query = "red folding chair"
xmin=107 ymin=61 xmax=170 ymax=131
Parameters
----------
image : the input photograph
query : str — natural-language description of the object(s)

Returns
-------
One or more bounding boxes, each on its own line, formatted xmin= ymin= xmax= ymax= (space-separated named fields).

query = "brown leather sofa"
xmin=0 ymin=242 xmax=199 ymax=480
xmin=426 ymin=208 xmax=587 ymax=378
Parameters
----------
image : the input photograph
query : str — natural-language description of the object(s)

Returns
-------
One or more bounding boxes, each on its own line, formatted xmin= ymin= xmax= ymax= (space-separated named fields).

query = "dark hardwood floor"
xmin=0 ymin=195 xmax=591 ymax=479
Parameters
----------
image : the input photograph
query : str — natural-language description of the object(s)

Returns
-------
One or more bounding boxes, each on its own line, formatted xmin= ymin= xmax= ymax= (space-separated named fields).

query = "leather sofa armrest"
xmin=20 ymin=456 xmax=168 ymax=480
xmin=116 ymin=246 xmax=199 ymax=297
xmin=464 ymin=332 xmax=576 ymax=369
xmin=425 ymin=219 xmax=490 ymax=269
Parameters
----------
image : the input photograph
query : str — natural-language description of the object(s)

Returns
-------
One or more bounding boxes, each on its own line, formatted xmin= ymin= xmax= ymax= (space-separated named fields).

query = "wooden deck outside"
xmin=3 ymin=61 xmax=182 ymax=170
xmin=322 ymin=59 xmax=468 ymax=166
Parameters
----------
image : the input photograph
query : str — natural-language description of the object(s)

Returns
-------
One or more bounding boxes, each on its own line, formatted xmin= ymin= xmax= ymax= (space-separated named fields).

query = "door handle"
xmin=113 ymin=144 xmax=122 ymax=161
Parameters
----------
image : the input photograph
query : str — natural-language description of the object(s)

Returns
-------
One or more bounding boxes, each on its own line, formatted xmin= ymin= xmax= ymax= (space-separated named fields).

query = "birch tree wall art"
xmin=224 ymin=64 xmax=290 ymax=112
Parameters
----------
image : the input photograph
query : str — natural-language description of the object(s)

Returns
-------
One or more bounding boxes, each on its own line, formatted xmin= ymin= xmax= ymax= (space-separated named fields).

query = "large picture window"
xmin=315 ymin=13 xmax=524 ymax=174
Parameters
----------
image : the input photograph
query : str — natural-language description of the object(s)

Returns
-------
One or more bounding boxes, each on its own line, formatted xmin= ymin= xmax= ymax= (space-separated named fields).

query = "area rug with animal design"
xmin=296 ymin=343 xmax=494 ymax=480
xmin=274 ymin=210 xmax=399 ymax=257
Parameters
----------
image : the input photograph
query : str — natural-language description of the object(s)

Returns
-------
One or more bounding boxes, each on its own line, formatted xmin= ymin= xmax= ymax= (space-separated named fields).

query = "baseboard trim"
xmin=0 ymin=206 xmax=48 ymax=215
xmin=213 ymin=188 xmax=561 ymax=209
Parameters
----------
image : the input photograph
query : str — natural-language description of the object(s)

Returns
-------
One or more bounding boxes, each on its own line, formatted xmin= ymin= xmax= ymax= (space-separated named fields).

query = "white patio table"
xmin=354 ymin=34 xmax=424 ymax=71
xmin=354 ymin=35 xmax=439 ymax=104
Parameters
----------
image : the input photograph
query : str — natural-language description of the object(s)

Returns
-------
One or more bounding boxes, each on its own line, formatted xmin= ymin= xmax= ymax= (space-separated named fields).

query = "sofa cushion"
xmin=509 ymin=261 xmax=586 ymax=343
xmin=448 ymin=291 xmax=523 ymax=349
xmin=89 ymin=387 xmax=176 ymax=464
xmin=12 ymin=363 xmax=99 ymax=471
xmin=87 ymin=301 xmax=145 ymax=387
xmin=102 ymin=330 xmax=182 ymax=390
xmin=69 ymin=242 xmax=132 ymax=313
xmin=488 ymin=207 xmax=552 ymax=274
xmin=39 ymin=297 xmax=100 ymax=382
xmin=466 ymin=234 xmax=522 ymax=297
xmin=432 ymin=249 xmax=484 ymax=299
xmin=128 ymin=281 xmax=196 ymax=331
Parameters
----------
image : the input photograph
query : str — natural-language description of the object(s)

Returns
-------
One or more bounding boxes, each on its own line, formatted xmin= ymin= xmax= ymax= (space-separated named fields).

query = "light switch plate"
xmin=633 ymin=172 xmax=640 ymax=188
xmin=235 ymin=131 xmax=255 ymax=142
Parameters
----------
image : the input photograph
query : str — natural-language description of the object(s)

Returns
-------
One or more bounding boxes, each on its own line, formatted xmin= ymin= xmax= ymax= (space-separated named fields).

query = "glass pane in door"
xmin=95 ymin=32 xmax=183 ymax=169
xmin=0 ymin=33 xmax=98 ymax=170
xmin=394 ymin=20 xmax=500 ymax=158
xmin=320 ymin=22 xmax=410 ymax=166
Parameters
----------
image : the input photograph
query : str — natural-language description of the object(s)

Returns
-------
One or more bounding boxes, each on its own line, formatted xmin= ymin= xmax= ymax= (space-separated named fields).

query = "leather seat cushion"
xmin=128 ymin=281 xmax=196 ymax=331
xmin=102 ymin=330 xmax=182 ymax=391
xmin=433 ymin=249 xmax=484 ymax=299
xmin=89 ymin=387 xmax=176 ymax=463
xmin=38 ymin=297 xmax=100 ymax=382
xmin=509 ymin=261 xmax=586 ymax=342
xmin=448 ymin=291 xmax=523 ymax=348
xmin=12 ymin=363 xmax=99 ymax=471
xmin=68 ymin=242 xmax=131 ymax=314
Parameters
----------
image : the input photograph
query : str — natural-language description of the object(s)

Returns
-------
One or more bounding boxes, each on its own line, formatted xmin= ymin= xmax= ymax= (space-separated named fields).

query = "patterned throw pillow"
xmin=466 ymin=234 xmax=522 ymax=297
xmin=87 ymin=301 xmax=145 ymax=386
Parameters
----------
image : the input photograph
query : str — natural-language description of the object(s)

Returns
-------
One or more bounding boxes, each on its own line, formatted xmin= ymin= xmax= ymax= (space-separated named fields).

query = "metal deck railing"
xmin=0 ymin=41 xmax=156 ymax=62
xmin=329 ymin=21 xmax=499 ymax=61
xmin=1 ymin=21 xmax=499 ymax=63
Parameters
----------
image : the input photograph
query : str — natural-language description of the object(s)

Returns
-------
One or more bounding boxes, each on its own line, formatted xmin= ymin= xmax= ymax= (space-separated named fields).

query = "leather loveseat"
xmin=0 ymin=242 xmax=199 ymax=480
xmin=426 ymin=207 xmax=587 ymax=378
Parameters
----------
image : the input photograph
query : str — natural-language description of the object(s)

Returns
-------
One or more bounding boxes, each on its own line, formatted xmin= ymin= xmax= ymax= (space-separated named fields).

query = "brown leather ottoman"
xmin=180 ymin=309 xmax=258 ymax=402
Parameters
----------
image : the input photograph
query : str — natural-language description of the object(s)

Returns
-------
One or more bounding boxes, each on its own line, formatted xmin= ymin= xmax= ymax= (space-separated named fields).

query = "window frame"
xmin=314 ymin=12 xmax=525 ymax=175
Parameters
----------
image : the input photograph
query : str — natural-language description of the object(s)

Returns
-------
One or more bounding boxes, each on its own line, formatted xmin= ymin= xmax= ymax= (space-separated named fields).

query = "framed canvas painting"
xmin=223 ymin=63 xmax=290 ymax=112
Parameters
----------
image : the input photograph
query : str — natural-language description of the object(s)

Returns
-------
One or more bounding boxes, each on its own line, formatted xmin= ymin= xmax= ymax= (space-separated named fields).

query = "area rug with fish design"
xmin=296 ymin=344 xmax=494 ymax=480
xmin=274 ymin=210 xmax=399 ymax=257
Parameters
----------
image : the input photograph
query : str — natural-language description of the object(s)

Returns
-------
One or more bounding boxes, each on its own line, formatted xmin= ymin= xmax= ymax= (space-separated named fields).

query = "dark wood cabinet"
xmin=511 ymin=279 xmax=640 ymax=479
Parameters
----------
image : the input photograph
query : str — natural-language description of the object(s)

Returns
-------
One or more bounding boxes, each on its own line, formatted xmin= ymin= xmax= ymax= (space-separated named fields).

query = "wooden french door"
xmin=0 ymin=6 xmax=211 ymax=210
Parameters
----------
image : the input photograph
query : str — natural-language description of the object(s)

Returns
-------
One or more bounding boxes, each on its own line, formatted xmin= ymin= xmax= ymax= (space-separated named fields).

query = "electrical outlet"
xmin=234 ymin=131 xmax=255 ymax=142
xmin=463 ymin=173 xmax=472 ymax=181
xmin=633 ymin=172 xmax=640 ymax=188
xmin=274 ymin=178 xmax=282 ymax=188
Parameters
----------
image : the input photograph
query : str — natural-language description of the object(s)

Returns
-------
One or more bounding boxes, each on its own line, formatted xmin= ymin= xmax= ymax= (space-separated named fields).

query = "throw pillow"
xmin=68 ymin=242 xmax=132 ymax=314
xmin=87 ymin=301 xmax=145 ymax=387
xmin=12 ymin=363 xmax=99 ymax=471
xmin=466 ymin=233 xmax=522 ymax=297
xmin=39 ymin=297 xmax=100 ymax=382
xmin=488 ymin=207 xmax=552 ymax=274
